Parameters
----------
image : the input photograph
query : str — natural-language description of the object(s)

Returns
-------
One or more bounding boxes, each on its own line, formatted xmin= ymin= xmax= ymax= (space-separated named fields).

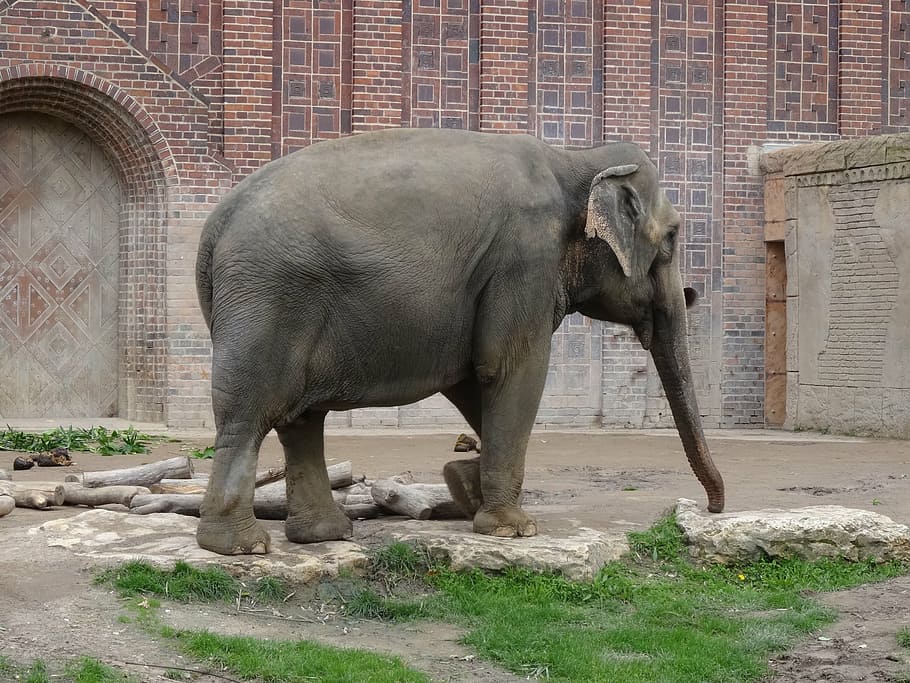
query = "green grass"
xmin=97 ymin=559 xmax=293 ymax=606
xmin=175 ymin=631 xmax=429 ymax=683
xmin=95 ymin=517 xmax=908 ymax=683
xmin=0 ymin=657 xmax=131 ymax=683
xmin=64 ymin=657 xmax=134 ymax=683
xmin=354 ymin=515 xmax=907 ymax=683
xmin=0 ymin=425 xmax=157 ymax=455
xmin=898 ymin=627 xmax=910 ymax=649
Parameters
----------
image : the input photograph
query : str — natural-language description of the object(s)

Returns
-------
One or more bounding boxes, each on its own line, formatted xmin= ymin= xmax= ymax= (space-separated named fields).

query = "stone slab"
xmin=676 ymin=498 xmax=910 ymax=565
xmin=389 ymin=520 xmax=629 ymax=581
xmin=28 ymin=509 xmax=369 ymax=583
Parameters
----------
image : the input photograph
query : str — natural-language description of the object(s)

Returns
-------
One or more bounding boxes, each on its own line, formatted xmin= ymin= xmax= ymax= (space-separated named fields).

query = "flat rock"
xmin=676 ymin=498 xmax=910 ymax=564
xmin=29 ymin=509 xmax=368 ymax=583
xmin=389 ymin=520 xmax=629 ymax=581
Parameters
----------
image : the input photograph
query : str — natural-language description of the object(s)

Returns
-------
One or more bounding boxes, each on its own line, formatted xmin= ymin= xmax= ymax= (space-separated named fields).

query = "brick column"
xmin=222 ymin=0 xmax=273 ymax=179
xmin=479 ymin=0 xmax=528 ymax=131
xmin=352 ymin=0 xmax=402 ymax=130
xmin=839 ymin=2 xmax=884 ymax=137
xmin=601 ymin=0 xmax=651 ymax=148
xmin=721 ymin=1 xmax=769 ymax=425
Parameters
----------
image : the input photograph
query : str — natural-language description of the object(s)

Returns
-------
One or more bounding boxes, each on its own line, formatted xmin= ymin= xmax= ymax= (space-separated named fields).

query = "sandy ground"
xmin=0 ymin=427 xmax=909 ymax=682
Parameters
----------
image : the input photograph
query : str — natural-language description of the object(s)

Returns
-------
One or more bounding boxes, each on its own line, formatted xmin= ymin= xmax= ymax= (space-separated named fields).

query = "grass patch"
xmin=64 ymin=657 xmax=134 ymax=683
xmin=98 ymin=559 xmax=293 ymax=607
xmin=0 ymin=425 xmax=158 ymax=455
xmin=0 ymin=657 xmax=131 ymax=683
xmin=898 ymin=627 xmax=910 ymax=649
xmin=176 ymin=631 xmax=429 ymax=683
xmin=356 ymin=514 xmax=907 ymax=683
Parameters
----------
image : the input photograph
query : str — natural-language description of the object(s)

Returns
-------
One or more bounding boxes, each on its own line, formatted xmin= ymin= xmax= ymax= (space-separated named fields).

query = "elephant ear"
xmin=584 ymin=164 xmax=643 ymax=278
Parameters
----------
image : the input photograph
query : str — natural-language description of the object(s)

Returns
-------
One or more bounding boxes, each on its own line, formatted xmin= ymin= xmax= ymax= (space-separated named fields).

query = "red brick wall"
xmin=2 ymin=0 xmax=909 ymax=428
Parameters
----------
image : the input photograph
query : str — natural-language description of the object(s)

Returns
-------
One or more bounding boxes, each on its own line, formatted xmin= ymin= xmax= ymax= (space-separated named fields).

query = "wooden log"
xmin=6 ymin=481 xmax=149 ymax=507
xmin=66 ymin=456 xmax=193 ymax=488
xmin=342 ymin=502 xmax=381 ymax=519
xmin=371 ymin=479 xmax=466 ymax=520
xmin=255 ymin=467 xmax=285 ymax=487
xmin=327 ymin=461 xmax=353 ymax=489
xmin=149 ymin=480 xmax=209 ymax=495
xmin=0 ymin=494 xmax=14 ymax=517
xmin=132 ymin=477 xmax=380 ymax=521
xmin=0 ymin=481 xmax=65 ymax=508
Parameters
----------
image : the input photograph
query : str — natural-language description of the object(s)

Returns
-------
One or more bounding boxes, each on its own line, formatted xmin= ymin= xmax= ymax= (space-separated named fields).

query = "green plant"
xmin=0 ymin=425 xmax=157 ymax=455
xmin=898 ymin=627 xmax=910 ymax=649
xmin=189 ymin=445 xmax=215 ymax=459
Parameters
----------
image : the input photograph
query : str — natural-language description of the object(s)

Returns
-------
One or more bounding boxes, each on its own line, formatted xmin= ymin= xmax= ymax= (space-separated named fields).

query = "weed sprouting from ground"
xmin=252 ymin=575 xmax=289 ymax=602
xmin=0 ymin=425 xmax=158 ymax=455
xmin=370 ymin=541 xmax=427 ymax=578
xmin=189 ymin=445 xmax=215 ymax=459
xmin=898 ymin=627 xmax=910 ymax=649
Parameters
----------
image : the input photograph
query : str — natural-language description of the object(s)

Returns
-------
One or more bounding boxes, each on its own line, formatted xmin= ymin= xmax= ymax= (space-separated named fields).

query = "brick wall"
xmin=1 ymin=1 xmax=909 ymax=429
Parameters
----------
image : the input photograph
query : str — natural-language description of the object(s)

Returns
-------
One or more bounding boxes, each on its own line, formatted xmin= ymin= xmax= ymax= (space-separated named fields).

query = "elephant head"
xmin=567 ymin=157 xmax=725 ymax=513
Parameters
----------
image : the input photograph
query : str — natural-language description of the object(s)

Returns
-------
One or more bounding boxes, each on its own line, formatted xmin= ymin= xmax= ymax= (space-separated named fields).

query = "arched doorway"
xmin=0 ymin=112 xmax=121 ymax=417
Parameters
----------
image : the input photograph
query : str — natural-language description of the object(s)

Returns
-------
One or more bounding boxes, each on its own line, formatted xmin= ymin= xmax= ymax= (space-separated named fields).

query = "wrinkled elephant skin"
xmin=195 ymin=129 xmax=724 ymax=555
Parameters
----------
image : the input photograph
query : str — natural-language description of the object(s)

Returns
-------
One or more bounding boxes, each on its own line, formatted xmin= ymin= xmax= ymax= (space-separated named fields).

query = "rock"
xmin=675 ymin=498 xmax=910 ymax=564
xmin=13 ymin=456 xmax=34 ymax=470
xmin=0 ymin=468 xmax=9 ymax=481
xmin=29 ymin=509 xmax=368 ymax=583
xmin=390 ymin=520 xmax=629 ymax=581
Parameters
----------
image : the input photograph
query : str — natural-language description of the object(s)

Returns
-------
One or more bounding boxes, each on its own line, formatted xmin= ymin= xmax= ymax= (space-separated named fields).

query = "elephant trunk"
xmin=650 ymin=308 xmax=725 ymax=513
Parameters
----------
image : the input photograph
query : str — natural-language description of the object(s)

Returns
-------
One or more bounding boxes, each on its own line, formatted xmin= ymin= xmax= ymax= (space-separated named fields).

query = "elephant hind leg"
xmin=277 ymin=411 xmax=352 ymax=544
xmin=442 ymin=380 xmax=484 ymax=517
xmin=198 ymin=405 xmax=273 ymax=555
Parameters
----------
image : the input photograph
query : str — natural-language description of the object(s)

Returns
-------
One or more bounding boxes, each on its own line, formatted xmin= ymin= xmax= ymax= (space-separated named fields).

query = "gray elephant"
xmin=195 ymin=128 xmax=724 ymax=555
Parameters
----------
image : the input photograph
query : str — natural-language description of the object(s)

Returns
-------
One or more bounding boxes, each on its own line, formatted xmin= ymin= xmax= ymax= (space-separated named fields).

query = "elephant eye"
xmin=666 ymin=225 xmax=679 ymax=242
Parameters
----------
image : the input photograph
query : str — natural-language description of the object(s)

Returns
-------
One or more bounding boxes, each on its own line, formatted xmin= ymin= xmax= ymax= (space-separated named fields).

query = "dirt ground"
xmin=1 ymin=428 xmax=909 ymax=682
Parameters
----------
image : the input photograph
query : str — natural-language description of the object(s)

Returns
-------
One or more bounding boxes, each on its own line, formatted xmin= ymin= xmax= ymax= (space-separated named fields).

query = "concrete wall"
xmin=762 ymin=136 xmax=910 ymax=438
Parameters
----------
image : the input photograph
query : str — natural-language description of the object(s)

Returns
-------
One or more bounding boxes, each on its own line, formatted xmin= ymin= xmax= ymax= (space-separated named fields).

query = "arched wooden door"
xmin=0 ymin=112 xmax=120 ymax=417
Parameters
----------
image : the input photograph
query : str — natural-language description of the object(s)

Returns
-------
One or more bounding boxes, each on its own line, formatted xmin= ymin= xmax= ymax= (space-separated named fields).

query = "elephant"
xmin=194 ymin=128 xmax=724 ymax=555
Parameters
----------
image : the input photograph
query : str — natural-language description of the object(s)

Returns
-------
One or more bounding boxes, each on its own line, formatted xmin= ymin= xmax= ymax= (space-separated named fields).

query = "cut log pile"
xmin=0 ymin=454 xmax=467 ymax=523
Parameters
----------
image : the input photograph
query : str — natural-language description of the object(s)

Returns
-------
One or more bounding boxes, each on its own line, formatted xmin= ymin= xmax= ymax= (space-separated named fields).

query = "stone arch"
xmin=0 ymin=64 xmax=174 ymax=421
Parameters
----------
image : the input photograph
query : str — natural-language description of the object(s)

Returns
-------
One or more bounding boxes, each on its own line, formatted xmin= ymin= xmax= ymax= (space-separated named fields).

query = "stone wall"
xmin=762 ymin=136 xmax=910 ymax=438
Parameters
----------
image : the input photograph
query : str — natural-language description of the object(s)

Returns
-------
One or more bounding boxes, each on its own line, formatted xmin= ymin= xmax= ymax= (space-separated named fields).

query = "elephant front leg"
xmin=276 ymin=412 xmax=353 ymax=544
xmin=471 ymin=343 xmax=549 ymax=538
xmin=197 ymin=424 xmax=271 ymax=555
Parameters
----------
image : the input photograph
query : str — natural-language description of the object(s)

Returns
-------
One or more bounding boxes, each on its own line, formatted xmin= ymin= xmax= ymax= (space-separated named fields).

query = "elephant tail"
xmin=195 ymin=202 xmax=235 ymax=331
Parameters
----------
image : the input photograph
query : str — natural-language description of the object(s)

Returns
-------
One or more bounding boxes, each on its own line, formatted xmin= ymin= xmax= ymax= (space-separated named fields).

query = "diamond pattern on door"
xmin=0 ymin=113 xmax=120 ymax=417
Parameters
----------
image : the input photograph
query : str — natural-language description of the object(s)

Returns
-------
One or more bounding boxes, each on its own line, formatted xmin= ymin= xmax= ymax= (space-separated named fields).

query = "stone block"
xmin=827 ymin=387 xmax=856 ymax=434
xmin=390 ymin=520 xmax=629 ymax=581
xmin=764 ymin=177 xmax=787 ymax=223
xmin=30 ymin=510 xmax=369 ymax=583
xmin=676 ymin=498 xmax=910 ymax=565
xmin=784 ymin=221 xmax=798 ymax=297
xmin=853 ymin=389 xmax=884 ymax=436
xmin=883 ymin=389 xmax=910 ymax=439
xmin=797 ymin=384 xmax=828 ymax=431
xmin=786 ymin=297 xmax=798 ymax=370
xmin=784 ymin=372 xmax=799 ymax=429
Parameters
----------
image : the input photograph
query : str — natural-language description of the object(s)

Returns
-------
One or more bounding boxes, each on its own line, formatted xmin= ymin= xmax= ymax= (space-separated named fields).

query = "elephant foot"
xmin=197 ymin=515 xmax=271 ymax=555
xmin=473 ymin=506 xmax=538 ymax=538
xmin=443 ymin=457 xmax=483 ymax=517
xmin=285 ymin=508 xmax=353 ymax=544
